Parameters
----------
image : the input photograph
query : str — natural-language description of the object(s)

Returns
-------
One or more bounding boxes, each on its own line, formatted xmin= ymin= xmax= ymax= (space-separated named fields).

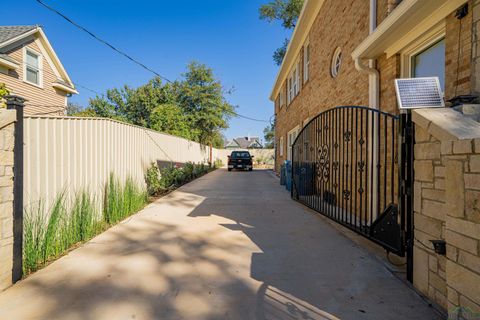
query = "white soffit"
xmin=352 ymin=0 xmax=468 ymax=60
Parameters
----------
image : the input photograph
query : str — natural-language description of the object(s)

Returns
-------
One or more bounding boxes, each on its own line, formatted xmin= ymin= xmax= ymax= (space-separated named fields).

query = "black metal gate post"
xmin=6 ymin=95 xmax=25 ymax=283
xmin=399 ymin=111 xmax=414 ymax=283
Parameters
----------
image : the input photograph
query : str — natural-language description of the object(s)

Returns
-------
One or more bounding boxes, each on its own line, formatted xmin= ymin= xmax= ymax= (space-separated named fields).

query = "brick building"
xmin=270 ymin=0 xmax=479 ymax=172
xmin=270 ymin=0 xmax=480 ymax=315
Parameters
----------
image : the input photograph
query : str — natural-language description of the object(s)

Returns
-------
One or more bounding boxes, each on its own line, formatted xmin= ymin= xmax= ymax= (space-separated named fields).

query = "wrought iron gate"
xmin=292 ymin=106 xmax=411 ymax=258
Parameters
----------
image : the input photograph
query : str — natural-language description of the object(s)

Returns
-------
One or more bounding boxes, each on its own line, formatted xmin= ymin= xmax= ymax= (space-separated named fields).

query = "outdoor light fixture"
xmin=430 ymin=240 xmax=446 ymax=255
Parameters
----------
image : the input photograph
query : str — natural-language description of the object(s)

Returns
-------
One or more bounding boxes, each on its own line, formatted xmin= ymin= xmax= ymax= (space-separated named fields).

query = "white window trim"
xmin=331 ymin=47 xmax=342 ymax=78
xmin=303 ymin=40 xmax=310 ymax=83
xmin=23 ymin=46 xmax=43 ymax=88
xmin=400 ymin=22 xmax=445 ymax=80
xmin=280 ymin=90 xmax=285 ymax=108
xmin=287 ymin=125 xmax=300 ymax=161
xmin=279 ymin=136 xmax=284 ymax=157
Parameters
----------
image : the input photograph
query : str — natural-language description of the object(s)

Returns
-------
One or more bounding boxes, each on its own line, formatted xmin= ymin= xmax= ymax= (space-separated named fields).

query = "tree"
xmin=259 ymin=0 xmax=304 ymax=65
xmin=150 ymin=103 xmax=192 ymax=140
xmin=83 ymin=62 xmax=234 ymax=146
xmin=263 ymin=123 xmax=275 ymax=148
xmin=175 ymin=62 xmax=235 ymax=145
xmin=0 ymin=83 xmax=9 ymax=108
xmin=66 ymin=102 xmax=84 ymax=116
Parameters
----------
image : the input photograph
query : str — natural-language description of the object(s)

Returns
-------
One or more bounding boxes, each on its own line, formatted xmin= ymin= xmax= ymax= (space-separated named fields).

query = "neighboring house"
xmin=224 ymin=136 xmax=263 ymax=149
xmin=270 ymin=0 xmax=478 ymax=170
xmin=0 ymin=25 xmax=77 ymax=115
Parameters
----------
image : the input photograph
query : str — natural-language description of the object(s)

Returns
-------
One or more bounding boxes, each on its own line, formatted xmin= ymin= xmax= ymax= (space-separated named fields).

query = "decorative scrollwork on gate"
xmin=316 ymin=144 xmax=330 ymax=182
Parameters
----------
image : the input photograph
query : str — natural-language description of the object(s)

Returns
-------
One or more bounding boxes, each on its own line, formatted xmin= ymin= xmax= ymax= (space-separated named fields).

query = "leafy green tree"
xmin=263 ymin=123 xmax=275 ymax=148
xmin=84 ymin=62 xmax=234 ymax=146
xmin=150 ymin=103 xmax=192 ymax=139
xmin=259 ymin=0 xmax=304 ymax=65
xmin=175 ymin=62 xmax=235 ymax=145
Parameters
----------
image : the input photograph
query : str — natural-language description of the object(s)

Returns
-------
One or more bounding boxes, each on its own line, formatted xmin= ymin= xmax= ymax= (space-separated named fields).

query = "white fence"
xmin=23 ymin=116 xmax=216 ymax=207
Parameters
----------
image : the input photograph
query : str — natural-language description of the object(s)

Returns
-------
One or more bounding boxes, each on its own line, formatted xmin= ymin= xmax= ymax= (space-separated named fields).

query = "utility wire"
xmin=35 ymin=0 xmax=272 ymax=123
xmin=35 ymin=0 xmax=172 ymax=83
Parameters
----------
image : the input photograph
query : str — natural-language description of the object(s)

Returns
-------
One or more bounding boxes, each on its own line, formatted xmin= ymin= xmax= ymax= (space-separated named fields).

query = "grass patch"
xmin=23 ymin=175 xmax=147 ymax=275
xmin=23 ymin=162 xmax=216 ymax=276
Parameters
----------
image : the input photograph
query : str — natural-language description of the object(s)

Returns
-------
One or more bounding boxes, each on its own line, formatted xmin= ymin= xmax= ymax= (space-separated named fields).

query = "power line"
xmin=35 ymin=0 xmax=272 ymax=123
xmin=35 ymin=0 xmax=172 ymax=83
xmin=19 ymin=61 xmax=102 ymax=95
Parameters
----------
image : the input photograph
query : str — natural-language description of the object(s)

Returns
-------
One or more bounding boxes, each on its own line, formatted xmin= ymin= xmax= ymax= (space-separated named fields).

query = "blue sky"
xmin=6 ymin=0 xmax=291 ymax=141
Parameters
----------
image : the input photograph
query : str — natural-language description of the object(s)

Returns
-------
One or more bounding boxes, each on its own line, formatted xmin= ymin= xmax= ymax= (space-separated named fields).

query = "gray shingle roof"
xmin=0 ymin=26 xmax=38 ymax=45
xmin=233 ymin=137 xmax=262 ymax=149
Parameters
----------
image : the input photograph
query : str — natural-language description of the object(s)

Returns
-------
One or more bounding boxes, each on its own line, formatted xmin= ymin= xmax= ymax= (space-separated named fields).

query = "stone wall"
xmin=0 ymin=109 xmax=16 ymax=291
xmin=412 ymin=108 xmax=480 ymax=318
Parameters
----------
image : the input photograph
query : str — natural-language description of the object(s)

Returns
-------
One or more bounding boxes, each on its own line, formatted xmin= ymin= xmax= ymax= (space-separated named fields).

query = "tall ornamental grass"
xmin=23 ymin=174 xmax=147 ymax=275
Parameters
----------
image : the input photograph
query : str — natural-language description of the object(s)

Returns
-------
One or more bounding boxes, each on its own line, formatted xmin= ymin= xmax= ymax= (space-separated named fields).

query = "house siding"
xmin=0 ymin=38 xmax=68 ymax=116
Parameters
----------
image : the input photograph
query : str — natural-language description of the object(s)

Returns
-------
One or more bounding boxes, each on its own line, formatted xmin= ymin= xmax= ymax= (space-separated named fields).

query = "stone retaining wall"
xmin=0 ymin=109 xmax=16 ymax=291
xmin=412 ymin=108 xmax=480 ymax=318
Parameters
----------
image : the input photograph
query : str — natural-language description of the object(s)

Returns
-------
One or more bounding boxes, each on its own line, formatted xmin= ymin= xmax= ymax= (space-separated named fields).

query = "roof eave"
xmin=351 ymin=0 xmax=468 ymax=60
xmin=269 ymin=0 xmax=326 ymax=101
xmin=0 ymin=56 xmax=19 ymax=70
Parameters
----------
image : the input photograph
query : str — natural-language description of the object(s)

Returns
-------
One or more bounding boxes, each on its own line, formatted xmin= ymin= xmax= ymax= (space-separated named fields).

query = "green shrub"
xmin=145 ymin=163 xmax=162 ymax=196
xmin=23 ymin=175 xmax=146 ymax=275
xmin=214 ymin=159 xmax=223 ymax=168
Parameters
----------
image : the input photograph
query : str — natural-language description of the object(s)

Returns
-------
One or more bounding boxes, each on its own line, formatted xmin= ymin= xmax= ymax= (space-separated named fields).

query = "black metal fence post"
xmin=6 ymin=95 xmax=25 ymax=283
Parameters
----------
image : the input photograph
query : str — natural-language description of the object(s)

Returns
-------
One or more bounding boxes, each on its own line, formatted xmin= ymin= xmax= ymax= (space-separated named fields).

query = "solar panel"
xmin=395 ymin=77 xmax=444 ymax=109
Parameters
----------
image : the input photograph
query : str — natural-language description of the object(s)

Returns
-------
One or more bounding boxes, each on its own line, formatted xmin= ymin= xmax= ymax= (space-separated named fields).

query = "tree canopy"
xmin=259 ymin=0 xmax=304 ymax=65
xmin=74 ymin=62 xmax=235 ymax=148
xmin=263 ymin=123 xmax=275 ymax=149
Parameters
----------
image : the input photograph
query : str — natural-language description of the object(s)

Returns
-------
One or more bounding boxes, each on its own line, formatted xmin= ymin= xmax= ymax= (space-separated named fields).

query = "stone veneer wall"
xmin=412 ymin=108 xmax=480 ymax=318
xmin=0 ymin=109 xmax=16 ymax=291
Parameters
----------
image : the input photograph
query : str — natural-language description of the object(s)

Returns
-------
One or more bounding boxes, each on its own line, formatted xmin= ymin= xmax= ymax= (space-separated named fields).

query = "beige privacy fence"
xmin=23 ymin=116 xmax=217 ymax=207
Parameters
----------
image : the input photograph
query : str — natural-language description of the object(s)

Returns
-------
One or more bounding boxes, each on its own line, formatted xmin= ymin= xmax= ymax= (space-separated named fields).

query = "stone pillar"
xmin=0 ymin=108 xmax=16 ymax=291
xmin=412 ymin=109 xmax=480 ymax=318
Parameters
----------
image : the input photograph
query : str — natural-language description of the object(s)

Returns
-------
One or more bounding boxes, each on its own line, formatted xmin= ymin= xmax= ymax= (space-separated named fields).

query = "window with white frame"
xmin=400 ymin=23 xmax=446 ymax=92
xmin=304 ymin=42 xmax=310 ymax=83
xmin=295 ymin=60 xmax=301 ymax=95
xmin=280 ymin=89 xmax=285 ymax=108
xmin=412 ymin=39 xmax=445 ymax=91
xmin=279 ymin=136 xmax=284 ymax=156
xmin=287 ymin=126 xmax=300 ymax=161
xmin=24 ymin=48 xmax=42 ymax=86
xmin=287 ymin=76 xmax=293 ymax=104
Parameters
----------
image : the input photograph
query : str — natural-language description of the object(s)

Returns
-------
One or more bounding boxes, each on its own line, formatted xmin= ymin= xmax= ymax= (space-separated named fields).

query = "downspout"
xmin=355 ymin=0 xmax=380 ymax=223
xmin=354 ymin=0 xmax=379 ymax=110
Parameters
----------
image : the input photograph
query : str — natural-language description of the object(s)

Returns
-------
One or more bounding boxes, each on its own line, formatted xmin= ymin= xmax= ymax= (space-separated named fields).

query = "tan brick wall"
xmin=275 ymin=0 xmax=370 ymax=170
xmin=445 ymin=1 xmax=474 ymax=101
xmin=0 ymin=109 xmax=16 ymax=291
xmin=413 ymin=110 xmax=480 ymax=317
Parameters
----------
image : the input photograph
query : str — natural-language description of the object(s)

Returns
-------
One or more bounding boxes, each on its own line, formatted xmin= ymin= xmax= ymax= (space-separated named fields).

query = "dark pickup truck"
xmin=228 ymin=151 xmax=253 ymax=171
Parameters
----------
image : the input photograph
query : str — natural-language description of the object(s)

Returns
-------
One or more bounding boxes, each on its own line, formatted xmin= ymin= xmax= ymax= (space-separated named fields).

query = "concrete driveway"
xmin=0 ymin=169 xmax=441 ymax=320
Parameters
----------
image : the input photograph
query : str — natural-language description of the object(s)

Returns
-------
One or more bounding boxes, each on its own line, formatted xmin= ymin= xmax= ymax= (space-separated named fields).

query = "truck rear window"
xmin=231 ymin=152 xmax=250 ymax=158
